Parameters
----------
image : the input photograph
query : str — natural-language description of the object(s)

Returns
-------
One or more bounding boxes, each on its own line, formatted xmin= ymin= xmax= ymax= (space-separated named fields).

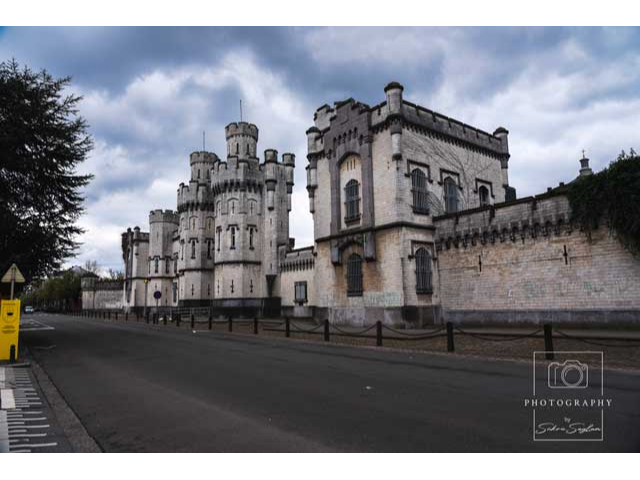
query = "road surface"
xmin=20 ymin=313 xmax=640 ymax=452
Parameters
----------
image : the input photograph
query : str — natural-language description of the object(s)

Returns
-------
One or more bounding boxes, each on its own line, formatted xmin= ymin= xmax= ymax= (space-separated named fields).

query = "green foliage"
xmin=568 ymin=150 xmax=640 ymax=256
xmin=21 ymin=270 xmax=81 ymax=308
xmin=0 ymin=59 xmax=93 ymax=286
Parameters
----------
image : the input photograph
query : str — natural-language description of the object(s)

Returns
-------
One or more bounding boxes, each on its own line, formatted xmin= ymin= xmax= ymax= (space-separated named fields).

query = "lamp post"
xmin=143 ymin=277 xmax=149 ymax=318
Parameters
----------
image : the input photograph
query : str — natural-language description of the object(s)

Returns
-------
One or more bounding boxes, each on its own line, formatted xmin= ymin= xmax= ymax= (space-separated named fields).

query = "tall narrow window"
xmin=172 ymin=283 xmax=177 ymax=302
xmin=346 ymin=253 xmax=363 ymax=297
xmin=230 ymin=227 xmax=236 ymax=249
xmin=207 ymin=240 xmax=212 ymax=259
xmin=479 ymin=185 xmax=490 ymax=207
xmin=344 ymin=179 xmax=360 ymax=223
xmin=165 ymin=258 xmax=169 ymax=274
xmin=444 ymin=177 xmax=458 ymax=214
xmin=191 ymin=240 xmax=196 ymax=259
xmin=411 ymin=169 xmax=429 ymax=213
xmin=174 ymin=258 xmax=177 ymax=274
xmin=294 ymin=281 xmax=308 ymax=304
xmin=154 ymin=258 xmax=159 ymax=274
xmin=180 ymin=242 xmax=184 ymax=260
xmin=191 ymin=217 xmax=196 ymax=230
xmin=415 ymin=248 xmax=433 ymax=293
xmin=249 ymin=227 xmax=255 ymax=249
xmin=216 ymin=227 xmax=221 ymax=251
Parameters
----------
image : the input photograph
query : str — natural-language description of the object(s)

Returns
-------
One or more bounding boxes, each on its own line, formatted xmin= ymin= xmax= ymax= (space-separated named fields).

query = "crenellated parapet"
xmin=434 ymin=187 xmax=574 ymax=251
xmin=280 ymin=246 xmax=316 ymax=273
xmin=176 ymin=181 xmax=215 ymax=213
xmin=149 ymin=209 xmax=179 ymax=225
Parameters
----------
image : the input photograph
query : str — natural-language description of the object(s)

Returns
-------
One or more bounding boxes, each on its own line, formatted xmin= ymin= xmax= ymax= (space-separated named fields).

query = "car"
xmin=24 ymin=306 xmax=34 ymax=313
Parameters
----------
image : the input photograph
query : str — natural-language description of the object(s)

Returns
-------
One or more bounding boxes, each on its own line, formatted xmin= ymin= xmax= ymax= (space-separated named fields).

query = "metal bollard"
xmin=191 ymin=314 xmax=195 ymax=330
xmin=376 ymin=320 xmax=383 ymax=347
xmin=285 ymin=317 xmax=290 ymax=338
xmin=228 ymin=316 xmax=233 ymax=332
xmin=163 ymin=315 xmax=167 ymax=326
xmin=146 ymin=312 xmax=149 ymax=324
xmin=446 ymin=322 xmax=455 ymax=352
xmin=324 ymin=319 xmax=330 ymax=342
xmin=208 ymin=314 xmax=212 ymax=330
xmin=544 ymin=324 xmax=554 ymax=360
xmin=176 ymin=313 xmax=181 ymax=328
xmin=254 ymin=317 xmax=259 ymax=335
xmin=115 ymin=312 xmax=118 ymax=321
xmin=9 ymin=345 xmax=16 ymax=363
xmin=125 ymin=312 xmax=128 ymax=322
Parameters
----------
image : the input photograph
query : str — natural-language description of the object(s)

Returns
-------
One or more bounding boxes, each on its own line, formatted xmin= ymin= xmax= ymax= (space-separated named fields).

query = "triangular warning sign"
xmin=1 ymin=264 xmax=26 ymax=283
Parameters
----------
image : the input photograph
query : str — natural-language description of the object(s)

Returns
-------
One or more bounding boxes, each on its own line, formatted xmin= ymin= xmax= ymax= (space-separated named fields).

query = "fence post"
xmin=446 ymin=322 xmax=455 ymax=352
xmin=145 ymin=312 xmax=149 ymax=324
xmin=191 ymin=314 xmax=195 ymax=330
xmin=176 ymin=313 xmax=181 ymax=328
xmin=163 ymin=314 xmax=167 ymax=326
xmin=228 ymin=316 xmax=233 ymax=332
xmin=136 ymin=312 xmax=139 ymax=322
xmin=208 ymin=314 xmax=212 ymax=330
xmin=376 ymin=320 xmax=383 ymax=347
xmin=108 ymin=311 xmax=111 ymax=320
xmin=324 ymin=319 xmax=330 ymax=342
xmin=254 ymin=317 xmax=258 ymax=335
xmin=125 ymin=312 xmax=128 ymax=322
xmin=285 ymin=317 xmax=290 ymax=338
xmin=544 ymin=324 xmax=554 ymax=360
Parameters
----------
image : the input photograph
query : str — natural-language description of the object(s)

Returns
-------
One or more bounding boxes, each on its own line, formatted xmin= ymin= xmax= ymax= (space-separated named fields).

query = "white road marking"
xmin=1 ymin=389 xmax=16 ymax=409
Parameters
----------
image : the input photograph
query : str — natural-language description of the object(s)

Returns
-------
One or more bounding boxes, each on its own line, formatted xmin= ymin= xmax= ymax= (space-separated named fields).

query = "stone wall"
xmin=82 ymin=280 xmax=124 ymax=311
xmin=435 ymin=191 xmax=640 ymax=325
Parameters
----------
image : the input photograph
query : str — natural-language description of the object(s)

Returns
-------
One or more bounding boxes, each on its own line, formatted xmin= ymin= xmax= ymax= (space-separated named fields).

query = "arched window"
xmin=411 ymin=169 xmax=429 ymax=213
xmin=444 ymin=177 xmax=458 ymax=214
xmin=346 ymin=253 xmax=363 ymax=297
xmin=415 ymin=248 xmax=433 ymax=293
xmin=479 ymin=185 xmax=490 ymax=207
xmin=344 ymin=179 xmax=360 ymax=222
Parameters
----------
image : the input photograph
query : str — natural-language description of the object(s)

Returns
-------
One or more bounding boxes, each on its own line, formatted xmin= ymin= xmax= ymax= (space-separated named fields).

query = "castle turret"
xmin=190 ymin=151 xmax=218 ymax=183
xmin=305 ymin=127 xmax=321 ymax=214
xmin=283 ymin=153 xmax=295 ymax=212
xmin=579 ymin=153 xmax=593 ymax=177
xmin=225 ymin=122 xmax=259 ymax=164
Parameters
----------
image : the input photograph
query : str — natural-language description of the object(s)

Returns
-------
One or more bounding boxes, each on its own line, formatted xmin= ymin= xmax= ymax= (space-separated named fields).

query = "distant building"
xmin=86 ymin=82 xmax=640 ymax=325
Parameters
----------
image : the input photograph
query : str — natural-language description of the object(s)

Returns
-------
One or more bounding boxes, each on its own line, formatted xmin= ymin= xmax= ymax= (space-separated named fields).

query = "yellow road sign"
xmin=0 ymin=299 xmax=20 ymax=361
xmin=1 ymin=264 xmax=25 ymax=284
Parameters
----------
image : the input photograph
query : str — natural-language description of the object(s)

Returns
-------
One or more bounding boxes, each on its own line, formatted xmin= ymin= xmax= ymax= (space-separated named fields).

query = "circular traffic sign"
xmin=153 ymin=291 xmax=162 ymax=300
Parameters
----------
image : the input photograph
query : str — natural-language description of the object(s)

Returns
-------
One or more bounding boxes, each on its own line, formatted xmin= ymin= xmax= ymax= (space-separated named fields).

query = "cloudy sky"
xmin=1 ymin=27 xmax=639 ymax=271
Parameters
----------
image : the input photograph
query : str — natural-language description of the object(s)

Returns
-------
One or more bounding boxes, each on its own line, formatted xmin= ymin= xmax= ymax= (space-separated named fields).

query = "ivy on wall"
xmin=568 ymin=150 xmax=640 ymax=257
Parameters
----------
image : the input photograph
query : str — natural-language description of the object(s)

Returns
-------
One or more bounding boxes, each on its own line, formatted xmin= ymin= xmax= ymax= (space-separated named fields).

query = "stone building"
xmin=119 ymin=121 xmax=293 ymax=317
xmin=90 ymin=82 xmax=640 ymax=325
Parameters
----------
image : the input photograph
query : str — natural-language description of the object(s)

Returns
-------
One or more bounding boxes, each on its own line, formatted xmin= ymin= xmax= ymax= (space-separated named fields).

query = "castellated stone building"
xmin=89 ymin=82 xmax=640 ymax=326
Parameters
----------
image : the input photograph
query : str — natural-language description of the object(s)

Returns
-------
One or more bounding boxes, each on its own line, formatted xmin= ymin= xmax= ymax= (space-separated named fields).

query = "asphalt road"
xmin=20 ymin=313 xmax=640 ymax=452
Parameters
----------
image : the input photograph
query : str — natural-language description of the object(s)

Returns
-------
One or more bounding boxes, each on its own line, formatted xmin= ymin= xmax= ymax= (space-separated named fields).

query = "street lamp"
xmin=143 ymin=277 xmax=149 ymax=318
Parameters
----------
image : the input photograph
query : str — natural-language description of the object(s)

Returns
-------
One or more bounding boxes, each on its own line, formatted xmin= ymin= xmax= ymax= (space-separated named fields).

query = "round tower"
xmin=225 ymin=122 xmax=259 ymax=161
xmin=190 ymin=151 xmax=217 ymax=183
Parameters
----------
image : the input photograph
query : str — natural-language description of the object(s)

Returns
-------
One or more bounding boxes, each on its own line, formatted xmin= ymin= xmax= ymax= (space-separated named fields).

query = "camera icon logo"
xmin=548 ymin=359 xmax=589 ymax=389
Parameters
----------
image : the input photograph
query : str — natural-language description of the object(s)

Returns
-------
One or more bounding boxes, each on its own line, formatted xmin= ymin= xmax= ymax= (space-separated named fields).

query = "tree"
xmin=84 ymin=260 xmax=99 ymax=274
xmin=0 ymin=59 xmax=93 ymax=287
xmin=569 ymin=150 xmax=640 ymax=256
xmin=106 ymin=268 xmax=124 ymax=281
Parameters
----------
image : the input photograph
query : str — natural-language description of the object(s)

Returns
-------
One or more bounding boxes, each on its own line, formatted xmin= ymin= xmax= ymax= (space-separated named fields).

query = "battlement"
xmin=189 ymin=151 xmax=218 ymax=165
xmin=434 ymin=189 xmax=573 ymax=251
xmin=149 ymin=209 xmax=179 ymax=224
xmin=131 ymin=227 xmax=150 ymax=241
xmin=281 ymin=246 xmax=316 ymax=272
xmin=177 ymin=182 xmax=214 ymax=212
xmin=225 ymin=122 xmax=259 ymax=141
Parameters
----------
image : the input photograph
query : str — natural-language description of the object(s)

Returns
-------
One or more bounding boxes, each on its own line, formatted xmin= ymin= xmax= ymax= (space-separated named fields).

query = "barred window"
xmin=411 ymin=169 xmax=429 ymax=213
xmin=444 ymin=177 xmax=458 ymax=214
xmin=294 ymin=281 xmax=308 ymax=303
xmin=415 ymin=248 xmax=433 ymax=294
xmin=347 ymin=253 xmax=363 ymax=297
xmin=345 ymin=179 xmax=360 ymax=222
xmin=479 ymin=185 xmax=490 ymax=207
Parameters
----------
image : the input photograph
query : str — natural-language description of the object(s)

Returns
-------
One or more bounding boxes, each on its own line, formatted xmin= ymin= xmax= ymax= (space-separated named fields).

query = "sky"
xmin=1 ymin=26 xmax=639 ymax=272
